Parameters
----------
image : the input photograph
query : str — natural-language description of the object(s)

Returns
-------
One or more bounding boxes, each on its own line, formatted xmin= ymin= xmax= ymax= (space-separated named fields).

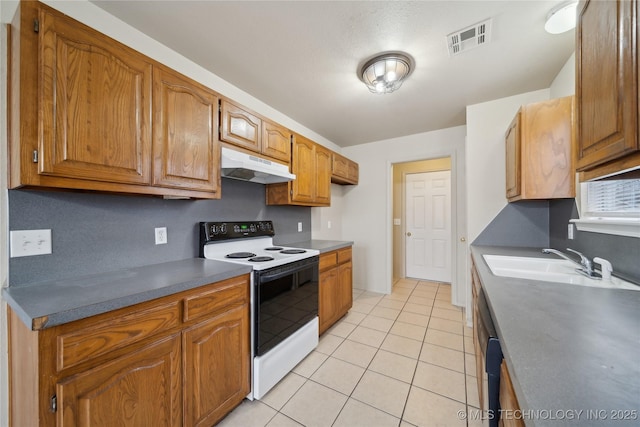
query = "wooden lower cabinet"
xmin=319 ymin=247 xmax=353 ymax=334
xmin=56 ymin=334 xmax=182 ymax=427
xmin=499 ymin=360 xmax=525 ymax=427
xmin=183 ymin=305 xmax=250 ymax=427
xmin=7 ymin=275 xmax=250 ymax=427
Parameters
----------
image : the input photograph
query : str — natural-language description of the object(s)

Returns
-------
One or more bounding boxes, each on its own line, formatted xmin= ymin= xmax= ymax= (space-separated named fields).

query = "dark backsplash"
xmin=473 ymin=201 xmax=550 ymax=248
xmin=549 ymin=198 xmax=640 ymax=283
xmin=8 ymin=178 xmax=311 ymax=286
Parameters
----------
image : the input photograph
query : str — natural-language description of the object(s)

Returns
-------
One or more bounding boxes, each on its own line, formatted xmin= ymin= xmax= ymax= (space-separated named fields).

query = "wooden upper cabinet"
xmin=291 ymin=134 xmax=316 ymax=203
xmin=153 ymin=66 xmax=220 ymax=193
xmin=9 ymin=1 xmax=221 ymax=198
xmin=576 ymin=0 xmax=639 ymax=178
xmin=220 ymin=99 xmax=261 ymax=152
xmin=38 ymin=4 xmax=153 ymax=185
xmin=262 ymin=120 xmax=292 ymax=163
xmin=331 ymin=152 xmax=359 ymax=185
xmin=315 ymin=144 xmax=332 ymax=205
xmin=220 ymin=99 xmax=292 ymax=164
xmin=505 ymin=96 xmax=575 ymax=202
xmin=266 ymin=133 xmax=331 ymax=206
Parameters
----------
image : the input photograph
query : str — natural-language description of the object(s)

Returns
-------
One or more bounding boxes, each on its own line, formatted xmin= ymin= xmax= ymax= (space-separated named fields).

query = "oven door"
xmin=254 ymin=256 xmax=319 ymax=356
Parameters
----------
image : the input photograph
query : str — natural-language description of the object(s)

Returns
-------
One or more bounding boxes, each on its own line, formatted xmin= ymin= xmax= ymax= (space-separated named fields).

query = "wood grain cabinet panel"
xmin=183 ymin=305 xmax=250 ymax=427
xmin=56 ymin=334 xmax=182 ymax=427
xmin=152 ymin=66 xmax=220 ymax=194
xmin=319 ymin=247 xmax=353 ymax=335
xmin=39 ymin=4 xmax=153 ymax=185
xmin=266 ymin=133 xmax=332 ymax=206
xmin=576 ymin=0 xmax=639 ymax=179
xmin=505 ymin=96 xmax=575 ymax=202
xmin=499 ymin=361 xmax=525 ymax=427
xmin=9 ymin=1 xmax=222 ymax=198
xmin=331 ymin=152 xmax=359 ymax=185
xmin=262 ymin=120 xmax=292 ymax=163
xmin=220 ymin=99 xmax=261 ymax=152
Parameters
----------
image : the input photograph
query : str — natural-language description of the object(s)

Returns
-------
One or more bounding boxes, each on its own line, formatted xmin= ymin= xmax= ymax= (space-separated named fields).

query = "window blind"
xmin=585 ymin=179 xmax=640 ymax=217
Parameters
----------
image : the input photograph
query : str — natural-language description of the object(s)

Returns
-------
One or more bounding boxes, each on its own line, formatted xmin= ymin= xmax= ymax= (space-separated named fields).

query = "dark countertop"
xmin=284 ymin=239 xmax=353 ymax=253
xmin=2 ymin=258 xmax=252 ymax=331
xmin=471 ymin=246 xmax=640 ymax=426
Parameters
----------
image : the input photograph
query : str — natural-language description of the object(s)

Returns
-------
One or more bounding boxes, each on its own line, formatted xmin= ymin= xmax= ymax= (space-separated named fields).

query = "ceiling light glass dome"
xmin=358 ymin=52 xmax=414 ymax=94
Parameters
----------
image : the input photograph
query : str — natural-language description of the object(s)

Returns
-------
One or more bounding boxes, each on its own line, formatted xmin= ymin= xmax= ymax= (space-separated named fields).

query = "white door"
xmin=405 ymin=171 xmax=451 ymax=282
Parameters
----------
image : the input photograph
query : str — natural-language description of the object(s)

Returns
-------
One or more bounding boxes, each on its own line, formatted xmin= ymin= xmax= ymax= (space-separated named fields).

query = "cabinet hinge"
xmin=50 ymin=395 xmax=57 ymax=412
xmin=32 ymin=150 xmax=38 ymax=163
xmin=34 ymin=19 xmax=39 ymax=33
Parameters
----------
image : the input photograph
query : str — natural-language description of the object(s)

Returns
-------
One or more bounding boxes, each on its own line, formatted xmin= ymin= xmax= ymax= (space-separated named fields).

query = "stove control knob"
xmin=233 ymin=225 xmax=239 ymax=233
xmin=210 ymin=224 xmax=218 ymax=235
xmin=220 ymin=223 xmax=227 ymax=234
xmin=250 ymin=224 xmax=256 ymax=233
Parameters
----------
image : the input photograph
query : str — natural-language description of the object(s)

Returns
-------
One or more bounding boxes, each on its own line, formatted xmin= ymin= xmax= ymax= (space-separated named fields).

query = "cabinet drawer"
xmin=337 ymin=247 xmax=352 ymax=264
xmin=319 ymin=252 xmax=338 ymax=271
xmin=57 ymin=301 xmax=181 ymax=372
xmin=183 ymin=276 xmax=249 ymax=323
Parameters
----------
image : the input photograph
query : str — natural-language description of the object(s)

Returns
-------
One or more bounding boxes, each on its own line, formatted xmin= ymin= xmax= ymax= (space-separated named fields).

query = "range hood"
xmin=221 ymin=147 xmax=295 ymax=184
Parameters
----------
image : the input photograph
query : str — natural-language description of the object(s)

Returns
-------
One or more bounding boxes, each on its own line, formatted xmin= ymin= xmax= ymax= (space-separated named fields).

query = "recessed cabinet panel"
xmin=39 ymin=7 xmax=152 ymax=185
xmin=291 ymin=135 xmax=316 ymax=203
xmin=220 ymin=100 xmax=261 ymax=152
xmin=153 ymin=66 xmax=220 ymax=193
xmin=319 ymin=247 xmax=353 ymax=335
xmin=505 ymin=96 xmax=575 ymax=202
xmin=56 ymin=334 xmax=182 ymax=427
xmin=331 ymin=152 xmax=359 ymax=185
xmin=576 ymin=0 xmax=639 ymax=173
xmin=262 ymin=120 xmax=292 ymax=163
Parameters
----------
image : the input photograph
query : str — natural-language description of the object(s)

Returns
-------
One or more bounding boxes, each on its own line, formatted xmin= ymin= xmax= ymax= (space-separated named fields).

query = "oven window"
xmin=256 ymin=261 xmax=318 ymax=356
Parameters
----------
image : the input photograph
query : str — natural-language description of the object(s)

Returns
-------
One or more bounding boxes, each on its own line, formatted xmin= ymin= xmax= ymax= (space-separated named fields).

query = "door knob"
xmin=406 ymin=232 xmax=412 ymax=236
xmin=460 ymin=237 xmax=466 ymax=242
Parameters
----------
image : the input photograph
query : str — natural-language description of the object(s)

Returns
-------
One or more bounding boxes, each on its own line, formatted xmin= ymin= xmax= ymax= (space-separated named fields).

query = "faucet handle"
xmin=593 ymin=257 xmax=613 ymax=280
xmin=566 ymin=248 xmax=592 ymax=272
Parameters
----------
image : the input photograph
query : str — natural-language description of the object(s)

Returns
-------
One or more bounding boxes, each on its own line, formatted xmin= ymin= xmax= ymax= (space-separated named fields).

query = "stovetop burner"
xmin=265 ymin=247 xmax=284 ymax=251
xmin=226 ymin=252 xmax=257 ymax=259
xmin=249 ymin=256 xmax=275 ymax=262
xmin=280 ymin=249 xmax=306 ymax=254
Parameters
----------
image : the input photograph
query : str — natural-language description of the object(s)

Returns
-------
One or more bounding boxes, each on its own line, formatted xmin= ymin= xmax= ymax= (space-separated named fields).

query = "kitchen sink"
xmin=482 ymin=255 xmax=640 ymax=291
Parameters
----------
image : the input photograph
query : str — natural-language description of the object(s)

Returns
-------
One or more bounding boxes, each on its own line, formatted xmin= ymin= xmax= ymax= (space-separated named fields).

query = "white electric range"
xmin=199 ymin=221 xmax=319 ymax=400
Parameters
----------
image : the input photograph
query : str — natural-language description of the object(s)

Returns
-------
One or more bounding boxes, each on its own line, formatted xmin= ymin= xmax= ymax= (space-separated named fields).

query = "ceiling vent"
xmin=446 ymin=18 xmax=492 ymax=56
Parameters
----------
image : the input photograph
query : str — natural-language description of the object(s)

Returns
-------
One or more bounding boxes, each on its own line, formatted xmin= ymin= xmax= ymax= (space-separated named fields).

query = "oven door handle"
xmin=258 ymin=269 xmax=302 ymax=283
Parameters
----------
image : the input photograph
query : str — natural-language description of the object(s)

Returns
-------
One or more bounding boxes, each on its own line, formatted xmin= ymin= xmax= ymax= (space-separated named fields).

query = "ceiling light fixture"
xmin=358 ymin=52 xmax=414 ymax=94
xmin=544 ymin=1 xmax=579 ymax=34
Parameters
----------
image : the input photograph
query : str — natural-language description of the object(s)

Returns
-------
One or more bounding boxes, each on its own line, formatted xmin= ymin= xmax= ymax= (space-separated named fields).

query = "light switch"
xmin=393 ymin=218 xmax=401 ymax=226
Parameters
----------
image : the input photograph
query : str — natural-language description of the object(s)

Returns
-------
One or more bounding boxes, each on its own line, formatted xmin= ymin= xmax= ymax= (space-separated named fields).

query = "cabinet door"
xmin=338 ymin=261 xmax=353 ymax=315
xmin=332 ymin=153 xmax=350 ymax=180
xmin=505 ymin=112 xmax=521 ymax=199
xmin=262 ymin=120 xmax=292 ymax=163
xmin=348 ymin=161 xmax=359 ymax=184
xmin=576 ymin=0 xmax=638 ymax=170
xmin=56 ymin=334 xmax=181 ymax=427
xmin=153 ymin=66 xmax=220 ymax=193
xmin=183 ymin=305 xmax=250 ymax=427
xmin=314 ymin=144 xmax=332 ymax=205
xmin=39 ymin=8 xmax=152 ymax=185
xmin=291 ymin=135 xmax=316 ymax=203
xmin=319 ymin=268 xmax=339 ymax=335
xmin=220 ymin=100 xmax=261 ymax=152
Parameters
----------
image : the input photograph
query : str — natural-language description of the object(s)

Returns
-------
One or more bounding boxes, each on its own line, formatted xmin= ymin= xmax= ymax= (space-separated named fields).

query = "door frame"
xmin=386 ymin=149 xmax=467 ymax=309
xmin=403 ymin=169 xmax=452 ymax=282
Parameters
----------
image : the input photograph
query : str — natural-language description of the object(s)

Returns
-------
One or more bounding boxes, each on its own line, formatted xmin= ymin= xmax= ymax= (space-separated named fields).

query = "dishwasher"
xmin=476 ymin=286 xmax=503 ymax=427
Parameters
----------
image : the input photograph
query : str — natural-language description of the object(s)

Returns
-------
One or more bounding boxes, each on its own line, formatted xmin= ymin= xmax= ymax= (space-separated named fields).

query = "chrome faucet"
xmin=542 ymin=248 xmax=601 ymax=279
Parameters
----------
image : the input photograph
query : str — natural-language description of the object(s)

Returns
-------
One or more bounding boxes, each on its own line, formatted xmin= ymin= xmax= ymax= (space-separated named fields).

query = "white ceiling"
xmin=90 ymin=1 xmax=575 ymax=147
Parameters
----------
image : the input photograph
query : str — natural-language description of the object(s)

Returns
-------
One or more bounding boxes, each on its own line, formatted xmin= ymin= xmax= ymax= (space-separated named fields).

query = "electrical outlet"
xmin=568 ymin=223 xmax=574 ymax=240
xmin=327 ymin=221 xmax=332 ymax=229
xmin=10 ymin=229 xmax=52 ymax=257
xmin=298 ymin=222 xmax=303 ymax=232
xmin=155 ymin=227 xmax=168 ymax=245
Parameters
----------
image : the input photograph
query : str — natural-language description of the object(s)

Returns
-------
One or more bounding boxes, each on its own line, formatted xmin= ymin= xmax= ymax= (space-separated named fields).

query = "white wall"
xmin=311 ymin=185 xmax=345 ymax=240
xmin=465 ymin=89 xmax=550 ymax=245
xmin=339 ymin=126 xmax=467 ymax=299
xmin=550 ymin=52 xmax=576 ymax=98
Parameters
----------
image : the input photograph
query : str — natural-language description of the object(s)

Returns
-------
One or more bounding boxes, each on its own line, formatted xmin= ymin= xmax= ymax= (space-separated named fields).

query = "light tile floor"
xmin=218 ymin=279 xmax=482 ymax=427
